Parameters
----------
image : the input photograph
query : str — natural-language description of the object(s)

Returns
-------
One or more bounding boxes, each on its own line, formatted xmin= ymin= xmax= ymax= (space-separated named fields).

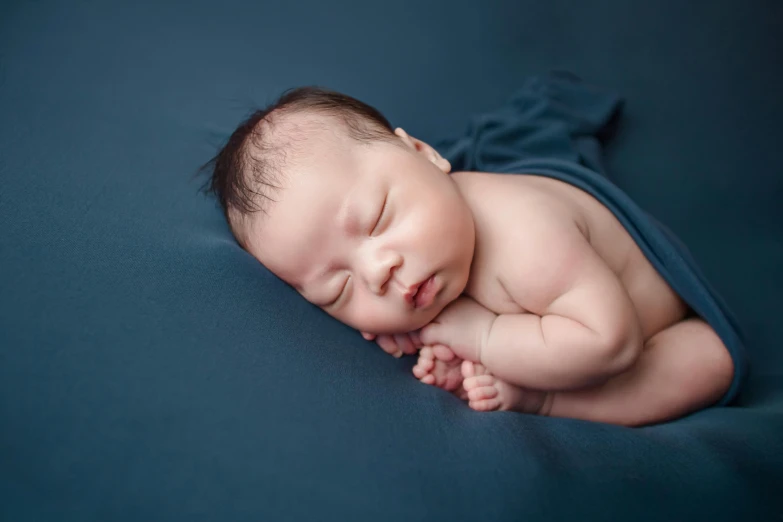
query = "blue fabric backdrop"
xmin=1 ymin=1 xmax=782 ymax=520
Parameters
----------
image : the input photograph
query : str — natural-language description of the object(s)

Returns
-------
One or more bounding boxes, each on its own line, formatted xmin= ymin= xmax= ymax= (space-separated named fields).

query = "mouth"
xmin=405 ymin=275 xmax=438 ymax=309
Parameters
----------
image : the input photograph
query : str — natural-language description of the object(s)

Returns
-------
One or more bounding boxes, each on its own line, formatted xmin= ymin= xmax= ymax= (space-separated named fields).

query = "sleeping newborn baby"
xmin=205 ymin=87 xmax=734 ymax=426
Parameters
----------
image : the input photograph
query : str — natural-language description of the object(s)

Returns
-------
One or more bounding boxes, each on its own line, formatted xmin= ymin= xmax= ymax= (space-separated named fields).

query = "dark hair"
xmin=200 ymin=86 xmax=396 ymax=234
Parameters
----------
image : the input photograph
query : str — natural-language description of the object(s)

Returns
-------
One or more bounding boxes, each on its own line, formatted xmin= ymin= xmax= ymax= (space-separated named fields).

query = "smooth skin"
xmin=244 ymin=114 xmax=734 ymax=426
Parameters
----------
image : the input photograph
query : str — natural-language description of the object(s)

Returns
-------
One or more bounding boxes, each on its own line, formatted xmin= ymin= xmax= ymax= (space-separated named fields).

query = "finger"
xmin=420 ymin=374 xmax=436 ymax=385
xmin=408 ymin=330 xmax=423 ymax=348
xmin=403 ymin=345 xmax=418 ymax=355
xmin=432 ymin=344 xmax=455 ymax=361
xmin=394 ymin=334 xmax=414 ymax=355
xmin=403 ymin=333 xmax=419 ymax=354
xmin=377 ymin=335 xmax=398 ymax=355
xmin=361 ymin=332 xmax=376 ymax=341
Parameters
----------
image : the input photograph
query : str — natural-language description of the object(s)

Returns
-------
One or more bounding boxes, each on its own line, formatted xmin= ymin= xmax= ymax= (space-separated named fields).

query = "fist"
xmin=419 ymin=296 xmax=497 ymax=362
xmin=361 ymin=331 xmax=423 ymax=358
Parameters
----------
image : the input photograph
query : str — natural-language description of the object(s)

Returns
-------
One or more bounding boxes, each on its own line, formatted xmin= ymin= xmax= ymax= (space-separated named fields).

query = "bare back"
xmin=452 ymin=171 xmax=688 ymax=342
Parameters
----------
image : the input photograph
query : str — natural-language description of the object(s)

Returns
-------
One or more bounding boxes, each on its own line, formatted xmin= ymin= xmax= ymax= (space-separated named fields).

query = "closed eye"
xmin=370 ymin=194 xmax=388 ymax=236
xmin=326 ymin=276 xmax=350 ymax=308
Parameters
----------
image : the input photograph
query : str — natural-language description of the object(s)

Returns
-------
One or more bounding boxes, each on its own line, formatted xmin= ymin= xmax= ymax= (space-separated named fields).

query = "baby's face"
xmin=244 ymin=126 xmax=475 ymax=335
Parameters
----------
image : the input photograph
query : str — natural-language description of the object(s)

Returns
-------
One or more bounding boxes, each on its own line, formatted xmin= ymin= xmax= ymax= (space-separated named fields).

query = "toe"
xmin=412 ymin=361 xmax=434 ymax=379
xmin=467 ymin=386 xmax=498 ymax=402
xmin=463 ymin=375 xmax=495 ymax=390
xmin=444 ymin=369 xmax=463 ymax=392
xmin=419 ymin=357 xmax=435 ymax=371
xmin=461 ymin=360 xmax=476 ymax=379
xmin=469 ymin=397 xmax=501 ymax=411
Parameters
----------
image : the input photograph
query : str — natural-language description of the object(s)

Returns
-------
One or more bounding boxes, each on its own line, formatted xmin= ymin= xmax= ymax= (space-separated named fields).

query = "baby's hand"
xmin=419 ymin=296 xmax=497 ymax=363
xmin=361 ymin=331 xmax=423 ymax=358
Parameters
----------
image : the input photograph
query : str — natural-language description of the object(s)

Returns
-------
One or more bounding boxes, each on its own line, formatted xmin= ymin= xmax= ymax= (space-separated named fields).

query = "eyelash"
xmin=370 ymin=195 xmax=388 ymax=236
xmin=329 ymin=276 xmax=350 ymax=307
xmin=329 ymin=195 xmax=387 ymax=308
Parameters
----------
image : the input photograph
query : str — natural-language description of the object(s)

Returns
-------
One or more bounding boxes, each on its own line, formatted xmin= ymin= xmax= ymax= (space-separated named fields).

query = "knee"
xmin=687 ymin=319 xmax=735 ymax=400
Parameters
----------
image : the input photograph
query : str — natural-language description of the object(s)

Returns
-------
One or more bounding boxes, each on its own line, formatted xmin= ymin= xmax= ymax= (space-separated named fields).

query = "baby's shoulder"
xmin=456 ymin=171 xmax=590 ymax=263
xmin=457 ymin=171 xmax=592 ymax=311
xmin=452 ymin=171 xmax=584 ymax=230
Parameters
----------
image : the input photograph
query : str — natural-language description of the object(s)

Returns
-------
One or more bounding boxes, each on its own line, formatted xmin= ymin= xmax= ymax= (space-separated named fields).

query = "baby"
xmin=205 ymin=87 xmax=735 ymax=426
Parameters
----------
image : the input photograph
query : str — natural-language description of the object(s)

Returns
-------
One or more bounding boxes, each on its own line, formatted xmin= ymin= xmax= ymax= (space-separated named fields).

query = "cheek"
xmin=404 ymin=186 xmax=462 ymax=232
xmin=337 ymin=293 xmax=396 ymax=331
xmin=425 ymin=194 xmax=472 ymax=246
xmin=367 ymin=313 xmax=435 ymax=335
xmin=341 ymin=294 xmax=434 ymax=334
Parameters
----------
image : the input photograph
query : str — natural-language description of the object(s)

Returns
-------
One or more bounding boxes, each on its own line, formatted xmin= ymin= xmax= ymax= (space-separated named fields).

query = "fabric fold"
xmin=438 ymin=72 xmax=747 ymax=405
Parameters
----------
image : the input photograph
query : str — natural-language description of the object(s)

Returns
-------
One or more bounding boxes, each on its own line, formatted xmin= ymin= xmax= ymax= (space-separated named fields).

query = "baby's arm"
xmin=481 ymin=217 xmax=644 ymax=391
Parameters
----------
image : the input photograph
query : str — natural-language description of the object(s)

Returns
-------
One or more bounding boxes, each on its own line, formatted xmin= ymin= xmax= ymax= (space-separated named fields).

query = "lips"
xmin=406 ymin=275 xmax=437 ymax=309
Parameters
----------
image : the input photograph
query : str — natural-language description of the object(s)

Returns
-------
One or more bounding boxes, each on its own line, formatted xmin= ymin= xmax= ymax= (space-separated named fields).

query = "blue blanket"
xmin=438 ymin=72 xmax=747 ymax=405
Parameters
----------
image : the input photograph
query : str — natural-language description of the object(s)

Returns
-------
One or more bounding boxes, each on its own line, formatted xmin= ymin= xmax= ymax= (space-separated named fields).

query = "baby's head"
xmin=205 ymin=87 xmax=475 ymax=335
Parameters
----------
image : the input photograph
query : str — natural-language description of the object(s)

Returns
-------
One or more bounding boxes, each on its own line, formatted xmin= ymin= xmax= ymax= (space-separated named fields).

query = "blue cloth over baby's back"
xmin=437 ymin=72 xmax=747 ymax=405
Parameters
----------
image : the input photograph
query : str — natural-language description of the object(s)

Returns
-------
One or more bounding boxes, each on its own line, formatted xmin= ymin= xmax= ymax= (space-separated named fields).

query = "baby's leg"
xmin=462 ymin=361 xmax=551 ymax=413
xmin=547 ymin=318 xmax=735 ymax=426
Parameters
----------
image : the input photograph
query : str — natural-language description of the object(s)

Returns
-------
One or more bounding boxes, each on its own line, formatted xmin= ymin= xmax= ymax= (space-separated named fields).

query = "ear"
xmin=394 ymin=127 xmax=452 ymax=173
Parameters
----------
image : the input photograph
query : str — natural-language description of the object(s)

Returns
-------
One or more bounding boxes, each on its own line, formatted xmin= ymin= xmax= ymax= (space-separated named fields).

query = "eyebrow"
xmin=308 ymin=183 xmax=372 ymax=302
xmin=337 ymin=191 xmax=362 ymax=236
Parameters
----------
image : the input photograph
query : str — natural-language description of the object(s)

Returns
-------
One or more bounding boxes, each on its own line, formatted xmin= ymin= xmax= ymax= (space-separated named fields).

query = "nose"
xmin=359 ymin=243 xmax=403 ymax=295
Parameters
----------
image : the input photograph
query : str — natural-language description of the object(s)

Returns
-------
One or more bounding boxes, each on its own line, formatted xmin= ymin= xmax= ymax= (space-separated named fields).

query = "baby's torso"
xmin=452 ymin=171 xmax=688 ymax=341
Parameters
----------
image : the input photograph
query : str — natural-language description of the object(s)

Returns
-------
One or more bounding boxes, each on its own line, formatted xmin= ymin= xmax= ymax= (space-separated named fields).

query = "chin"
xmin=417 ymin=300 xmax=451 ymax=328
xmin=413 ymin=310 xmax=441 ymax=330
xmin=448 ymin=266 xmax=471 ymax=301
xmin=383 ymin=308 xmax=442 ymax=334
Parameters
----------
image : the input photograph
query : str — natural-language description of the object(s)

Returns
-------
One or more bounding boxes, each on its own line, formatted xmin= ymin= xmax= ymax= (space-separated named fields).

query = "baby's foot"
xmin=461 ymin=361 xmax=551 ymax=414
xmin=413 ymin=346 xmax=466 ymax=396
